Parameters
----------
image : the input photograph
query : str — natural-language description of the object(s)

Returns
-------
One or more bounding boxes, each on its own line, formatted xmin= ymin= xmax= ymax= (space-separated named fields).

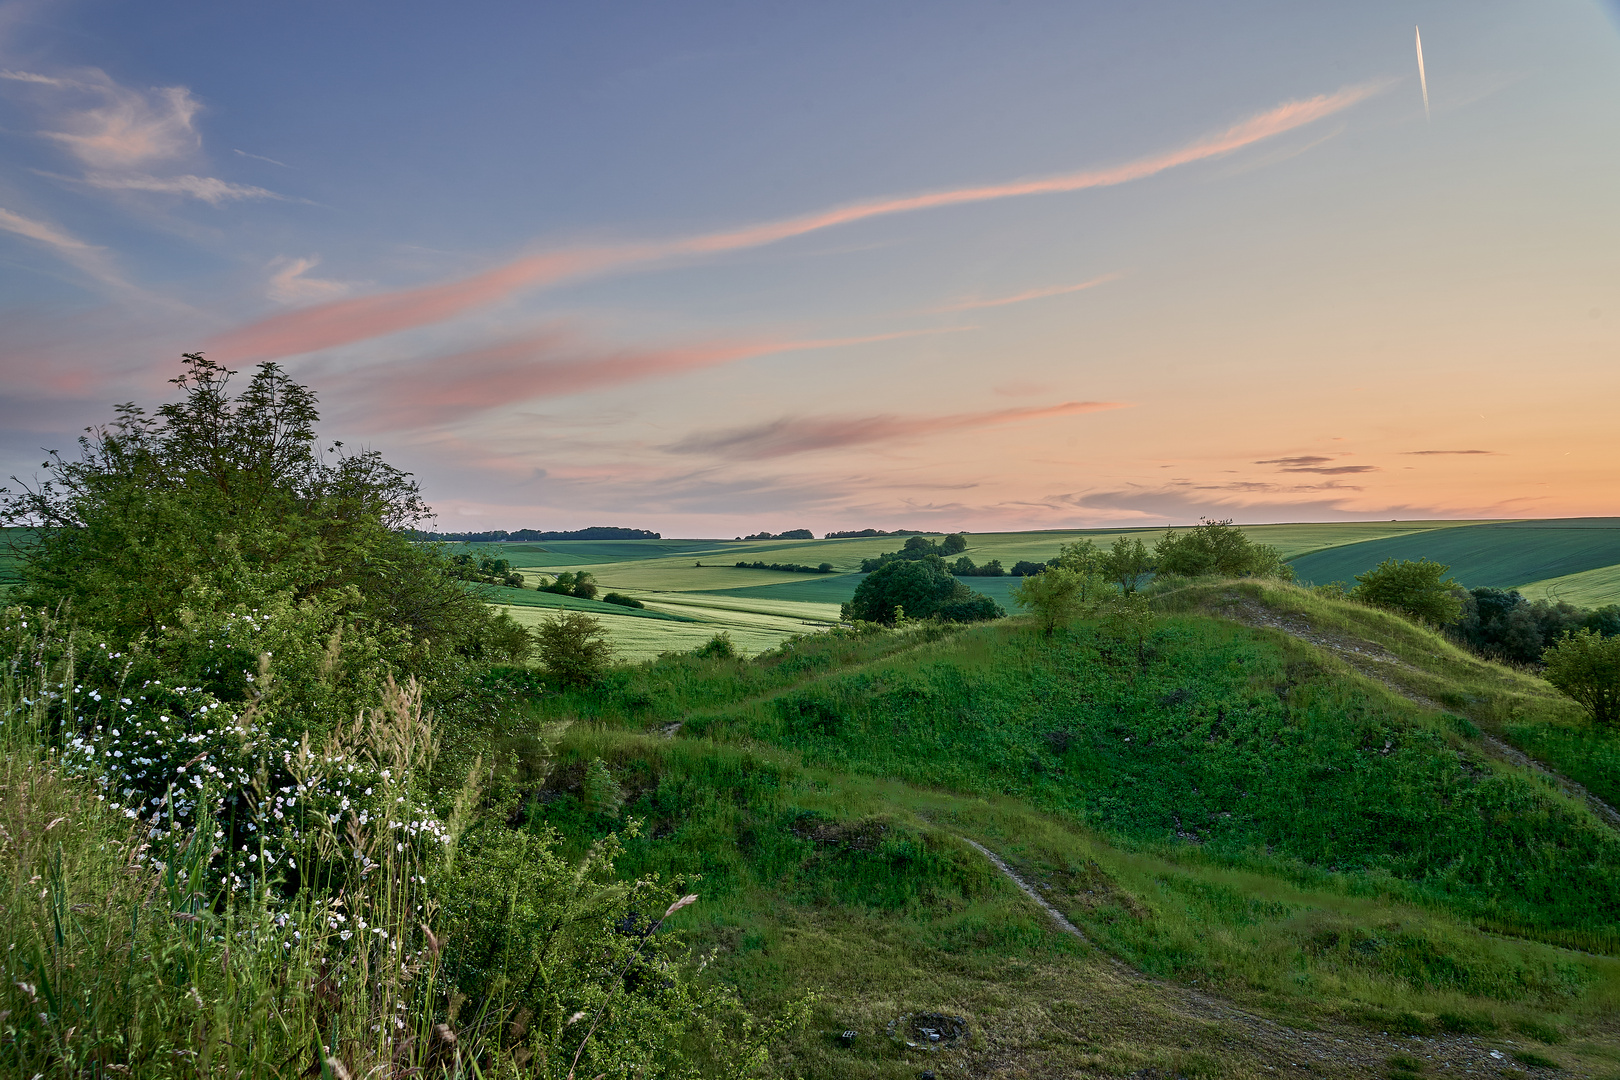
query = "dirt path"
xmin=1220 ymin=599 xmax=1620 ymax=832
xmin=965 ymin=837 xmax=1581 ymax=1078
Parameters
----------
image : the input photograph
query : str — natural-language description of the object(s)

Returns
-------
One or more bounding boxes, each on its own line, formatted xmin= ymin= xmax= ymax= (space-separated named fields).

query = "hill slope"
xmin=515 ymin=588 xmax=1620 ymax=1077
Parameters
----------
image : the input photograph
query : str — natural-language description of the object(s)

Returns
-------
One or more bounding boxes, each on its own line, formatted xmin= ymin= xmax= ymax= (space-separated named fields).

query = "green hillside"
xmin=1290 ymin=518 xmax=1620 ymax=595
xmin=517 ymin=583 xmax=1620 ymax=1074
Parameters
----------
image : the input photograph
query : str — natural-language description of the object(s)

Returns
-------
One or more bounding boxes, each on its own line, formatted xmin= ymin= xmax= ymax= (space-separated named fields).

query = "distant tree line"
xmin=859 ymin=533 xmax=969 ymax=572
xmin=735 ymin=528 xmax=816 ymax=540
xmin=411 ymin=526 xmax=660 ymax=541
xmin=735 ymin=560 xmax=835 ymax=573
xmin=823 ymin=528 xmax=937 ymax=540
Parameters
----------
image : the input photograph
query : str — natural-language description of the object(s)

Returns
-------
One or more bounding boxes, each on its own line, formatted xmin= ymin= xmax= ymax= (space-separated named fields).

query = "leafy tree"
xmin=841 ymin=556 xmax=1001 ymax=625
xmin=693 ymin=631 xmax=738 ymax=659
xmin=1350 ymin=558 xmax=1464 ymax=626
xmin=1452 ymin=587 xmax=1587 ymax=664
xmin=1048 ymin=540 xmax=1112 ymax=604
xmin=941 ymin=532 xmax=968 ymax=555
xmin=1542 ymin=628 xmax=1620 ymax=727
xmin=0 ymin=353 xmax=526 ymax=705
xmin=570 ymin=571 xmax=599 ymax=600
xmin=533 ymin=610 xmax=614 ymax=688
xmin=951 ymin=556 xmax=977 ymax=575
xmin=1100 ymin=536 xmax=1154 ymax=594
xmin=1153 ymin=518 xmax=1292 ymax=581
xmin=1013 ymin=567 xmax=1089 ymax=637
xmin=1010 ymin=560 xmax=1046 ymax=576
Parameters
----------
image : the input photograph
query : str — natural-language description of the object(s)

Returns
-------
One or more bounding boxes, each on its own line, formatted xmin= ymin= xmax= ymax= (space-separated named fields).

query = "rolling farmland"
xmin=1288 ymin=518 xmax=1620 ymax=595
xmin=448 ymin=519 xmax=1527 ymax=656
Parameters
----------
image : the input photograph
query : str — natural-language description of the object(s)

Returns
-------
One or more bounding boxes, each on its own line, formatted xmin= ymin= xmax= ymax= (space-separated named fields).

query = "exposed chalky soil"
xmin=1216 ymin=596 xmax=1620 ymax=832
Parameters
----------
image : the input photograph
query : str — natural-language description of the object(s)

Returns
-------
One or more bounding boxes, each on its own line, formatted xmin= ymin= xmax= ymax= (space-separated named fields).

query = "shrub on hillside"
xmin=1013 ymin=567 xmax=1092 ymax=636
xmin=841 ymin=556 xmax=1003 ymax=625
xmin=1542 ymin=628 xmax=1620 ymax=727
xmin=540 ymin=570 xmax=599 ymax=599
xmin=1351 ymin=558 xmax=1464 ymax=626
xmin=534 ymin=610 xmax=614 ymax=689
xmin=694 ymin=631 xmax=739 ymax=659
xmin=1154 ymin=518 xmax=1292 ymax=581
xmin=603 ymin=591 xmax=645 ymax=609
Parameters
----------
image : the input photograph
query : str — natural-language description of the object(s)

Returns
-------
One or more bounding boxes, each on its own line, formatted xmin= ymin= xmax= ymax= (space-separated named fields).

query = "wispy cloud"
xmin=268 ymin=256 xmax=352 ymax=304
xmin=668 ymin=400 xmax=1124 ymax=459
xmin=0 ymin=204 xmax=137 ymax=294
xmin=934 ymin=272 xmax=1120 ymax=312
xmin=28 ymin=71 xmax=201 ymax=170
xmin=1255 ymin=454 xmax=1378 ymax=475
xmin=81 ymin=172 xmax=284 ymax=204
xmin=7 ymin=66 xmax=287 ymax=205
xmin=208 ymin=82 xmax=1384 ymax=361
xmin=322 ymin=325 xmax=969 ymax=432
xmin=233 ymin=148 xmax=288 ymax=167
xmin=1403 ymin=449 xmax=1496 ymax=456
xmin=1055 ymin=479 xmax=1378 ymax=523
xmin=0 ymin=69 xmax=71 ymax=87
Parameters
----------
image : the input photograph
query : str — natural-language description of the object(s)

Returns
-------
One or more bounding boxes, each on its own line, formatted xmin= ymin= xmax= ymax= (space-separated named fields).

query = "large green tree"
xmin=842 ymin=556 xmax=1002 ymax=625
xmin=2 ymin=354 xmax=526 ymax=700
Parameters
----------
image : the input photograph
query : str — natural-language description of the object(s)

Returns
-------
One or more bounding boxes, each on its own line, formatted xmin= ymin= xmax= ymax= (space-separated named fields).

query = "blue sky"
xmin=2 ymin=1 xmax=1618 ymax=535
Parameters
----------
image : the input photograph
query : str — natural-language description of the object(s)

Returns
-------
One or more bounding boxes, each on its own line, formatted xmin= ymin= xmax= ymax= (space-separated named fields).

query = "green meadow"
xmin=512 ymin=580 xmax=1620 ymax=1076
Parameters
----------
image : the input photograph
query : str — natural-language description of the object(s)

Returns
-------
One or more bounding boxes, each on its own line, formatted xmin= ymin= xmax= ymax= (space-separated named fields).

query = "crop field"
xmin=454 ymin=520 xmax=1531 ymax=653
xmin=1518 ymin=563 xmax=1620 ymax=607
xmin=1290 ymin=518 xmax=1620 ymax=598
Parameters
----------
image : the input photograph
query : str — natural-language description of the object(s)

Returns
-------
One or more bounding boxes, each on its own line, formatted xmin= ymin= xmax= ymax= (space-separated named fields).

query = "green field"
xmin=1289 ymin=519 xmax=1620 ymax=596
xmin=447 ymin=520 xmax=1535 ymax=656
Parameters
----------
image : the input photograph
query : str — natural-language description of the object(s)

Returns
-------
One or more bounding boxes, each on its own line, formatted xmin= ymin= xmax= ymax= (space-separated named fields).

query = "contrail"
xmin=1415 ymin=26 xmax=1430 ymax=121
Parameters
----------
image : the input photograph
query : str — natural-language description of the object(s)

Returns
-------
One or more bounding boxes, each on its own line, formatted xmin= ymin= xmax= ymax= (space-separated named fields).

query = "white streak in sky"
xmin=1416 ymin=26 xmax=1430 ymax=121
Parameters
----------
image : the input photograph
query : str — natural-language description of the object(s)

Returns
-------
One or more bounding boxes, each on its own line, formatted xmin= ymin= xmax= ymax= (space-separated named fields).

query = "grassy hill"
xmin=512 ymin=584 xmax=1620 ymax=1076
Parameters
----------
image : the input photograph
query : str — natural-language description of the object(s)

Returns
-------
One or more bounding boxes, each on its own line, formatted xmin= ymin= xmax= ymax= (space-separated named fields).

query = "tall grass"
xmin=0 ymin=617 xmax=773 ymax=1078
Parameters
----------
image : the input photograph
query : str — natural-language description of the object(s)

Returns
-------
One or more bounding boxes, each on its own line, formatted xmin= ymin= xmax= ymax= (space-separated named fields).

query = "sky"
xmin=1 ymin=1 xmax=1618 ymax=537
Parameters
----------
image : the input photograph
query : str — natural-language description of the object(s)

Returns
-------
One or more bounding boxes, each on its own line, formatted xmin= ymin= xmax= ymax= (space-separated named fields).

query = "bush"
xmin=1154 ymin=518 xmax=1292 ymax=581
xmin=941 ymin=532 xmax=968 ymax=555
xmin=1351 ymin=558 xmax=1464 ymax=626
xmin=534 ymin=610 xmax=614 ymax=689
xmin=1013 ymin=567 xmax=1090 ymax=636
xmin=694 ymin=632 xmax=738 ymax=659
xmin=841 ymin=557 xmax=1002 ymax=625
xmin=603 ymin=591 xmax=645 ymax=609
xmin=1542 ymin=628 xmax=1620 ymax=726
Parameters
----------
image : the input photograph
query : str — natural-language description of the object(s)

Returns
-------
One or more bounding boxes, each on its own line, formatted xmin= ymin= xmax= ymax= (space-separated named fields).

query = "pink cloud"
xmin=321 ymin=325 xmax=965 ymax=432
xmin=209 ymin=247 xmax=643 ymax=360
xmin=668 ymin=400 xmax=1126 ymax=459
xmin=206 ymin=83 xmax=1382 ymax=361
